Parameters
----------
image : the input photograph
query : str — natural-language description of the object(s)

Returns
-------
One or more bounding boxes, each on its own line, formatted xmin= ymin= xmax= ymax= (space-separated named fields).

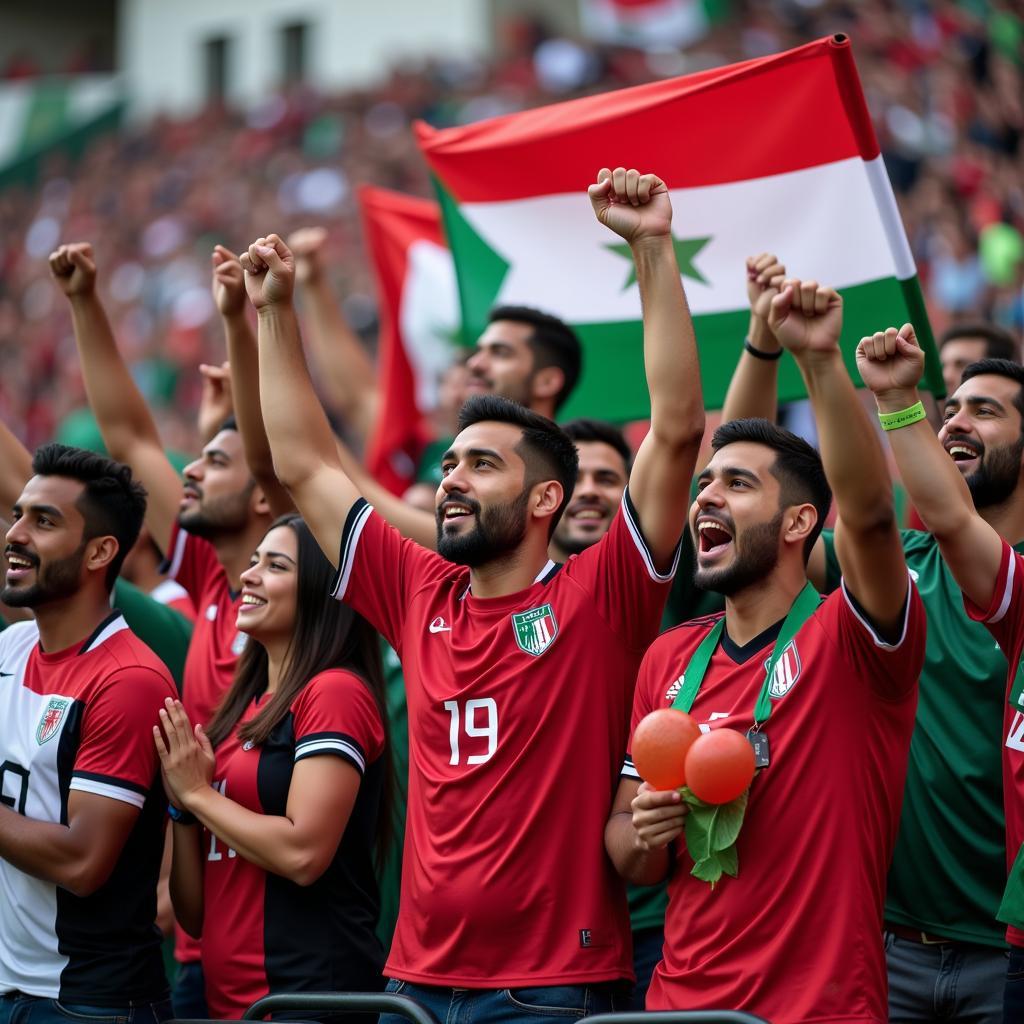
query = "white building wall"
xmin=118 ymin=0 xmax=489 ymax=117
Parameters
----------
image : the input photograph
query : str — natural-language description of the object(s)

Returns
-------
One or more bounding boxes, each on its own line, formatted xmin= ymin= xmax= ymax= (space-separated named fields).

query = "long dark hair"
xmin=205 ymin=514 xmax=393 ymax=860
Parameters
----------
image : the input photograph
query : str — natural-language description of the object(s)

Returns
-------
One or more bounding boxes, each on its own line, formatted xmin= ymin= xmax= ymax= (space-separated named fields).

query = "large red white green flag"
xmin=416 ymin=35 xmax=942 ymax=421
xmin=359 ymin=186 xmax=458 ymax=494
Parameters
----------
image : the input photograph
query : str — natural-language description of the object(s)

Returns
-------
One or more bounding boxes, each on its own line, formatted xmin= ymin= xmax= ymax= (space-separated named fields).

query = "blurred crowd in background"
xmin=0 ymin=0 xmax=1021 ymax=455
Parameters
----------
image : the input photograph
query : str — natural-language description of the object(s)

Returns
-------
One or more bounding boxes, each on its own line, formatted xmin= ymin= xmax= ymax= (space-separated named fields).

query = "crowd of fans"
xmin=0 ymin=0 xmax=1020 ymax=453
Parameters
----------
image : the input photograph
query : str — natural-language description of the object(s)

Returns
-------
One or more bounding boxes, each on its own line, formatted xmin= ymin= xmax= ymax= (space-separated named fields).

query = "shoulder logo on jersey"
xmin=665 ymin=676 xmax=683 ymax=702
xmin=37 ymin=697 xmax=70 ymax=745
xmin=764 ymin=641 xmax=801 ymax=699
xmin=512 ymin=604 xmax=558 ymax=657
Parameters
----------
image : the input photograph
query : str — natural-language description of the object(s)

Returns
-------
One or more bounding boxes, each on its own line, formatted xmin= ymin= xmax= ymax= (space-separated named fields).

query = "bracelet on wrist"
xmin=743 ymin=337 xmax=783 ymax=361
xmin=167 ymin=803 xmax=198 ymax=826
xmin=877 ymin=400 xmax=926 ymax=432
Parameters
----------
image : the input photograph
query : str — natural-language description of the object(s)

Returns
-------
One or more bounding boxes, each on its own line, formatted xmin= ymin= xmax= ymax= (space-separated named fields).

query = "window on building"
xmin=281 ymin=22 xmax=308 ymax=85
xmin=204 ymin=35 xmax=230 ymax=103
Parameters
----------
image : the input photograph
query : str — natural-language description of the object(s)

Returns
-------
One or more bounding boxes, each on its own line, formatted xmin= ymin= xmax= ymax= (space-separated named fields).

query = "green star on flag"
xmin=606 ymin=235 xmax=712 ymax=289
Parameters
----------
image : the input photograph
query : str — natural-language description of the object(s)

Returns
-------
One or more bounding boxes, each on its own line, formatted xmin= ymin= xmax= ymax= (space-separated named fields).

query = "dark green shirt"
xmin=823 ymin=529 xmax=1008 ymax=946
xmin=111 ymin=578 xmax=192 ymax=688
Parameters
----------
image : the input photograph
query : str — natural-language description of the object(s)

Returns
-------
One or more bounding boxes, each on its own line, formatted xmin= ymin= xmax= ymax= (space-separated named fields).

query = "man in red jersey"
xmin=0 ymin=444 xmax=176 ymax=1024
xmin=607 ymin=279 xmax=926 ymax=1024
xmin=856 ymin=326 xmax=1024 ymax=1021
xmin=245 ymin=166 xmax=703 ymax=1023
xmin=49 ymin=243 xmax=273 ymax=1017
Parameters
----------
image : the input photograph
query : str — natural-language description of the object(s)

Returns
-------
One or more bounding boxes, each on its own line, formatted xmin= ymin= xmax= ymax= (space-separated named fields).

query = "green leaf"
xmin=717 ymin=843 xmax=739 ymax=878
xmin=684 ymin=802 xmax=715 ymax=863
xmin=691 ymin=855 xmax=724 ymax=884
xmin=708 ymin=790 xmax=748 ymax=852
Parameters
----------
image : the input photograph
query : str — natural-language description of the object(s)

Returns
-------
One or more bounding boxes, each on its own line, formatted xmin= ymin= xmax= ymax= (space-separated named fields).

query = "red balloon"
xmin=684 ymin=728 xmax=756 ymax=804
xmin=631 ymin=709 xmax=702 ymax=790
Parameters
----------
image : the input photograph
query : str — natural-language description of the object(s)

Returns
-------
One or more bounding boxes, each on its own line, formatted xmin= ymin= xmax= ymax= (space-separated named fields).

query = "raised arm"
xmin=49 ymin=243 xmax=183 ymax=554
xmin=589 ymin=168 xmax=704 ymax=567
xmin=0 ymin=420 xmax=32 ymax=511
xmin=212 ymin=246 xmax=294 ymax=519
xmin=769 ymin=281 xmax=907 ymax=636
xmin=858 ymin=325 xmax=1002 ymax=608
xmin=720 ymin=253 xmax=786 ymax=424
xmin=289 ymin=227 xmax=379 ymax=445
xmin=242 ymin=235 xmax=362 ymax=567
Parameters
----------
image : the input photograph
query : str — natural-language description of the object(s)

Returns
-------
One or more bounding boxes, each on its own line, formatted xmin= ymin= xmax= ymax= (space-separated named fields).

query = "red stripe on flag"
xmin=417 ymin=36 xmax=880 ymax=201
xmin=360 ymin=186 xmax=445 ymax=495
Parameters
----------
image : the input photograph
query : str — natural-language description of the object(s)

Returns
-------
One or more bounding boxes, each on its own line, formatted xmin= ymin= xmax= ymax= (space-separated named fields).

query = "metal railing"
xmin=581 ymin=1013 xmax=770 ymax=1024
xmin=241 ymin=991 xmax=439 ymax=1024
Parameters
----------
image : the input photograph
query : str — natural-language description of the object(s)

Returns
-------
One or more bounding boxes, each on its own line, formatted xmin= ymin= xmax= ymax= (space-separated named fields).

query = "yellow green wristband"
xmin=878 ymin=400 xmax=926 ymax=431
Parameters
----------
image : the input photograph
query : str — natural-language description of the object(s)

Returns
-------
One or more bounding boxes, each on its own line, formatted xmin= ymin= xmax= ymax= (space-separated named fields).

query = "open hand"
xmin=768 ymin=279 xmax=843 ymax=358
xmin=153 ymin=698 xmax=216 ymax=809
xmin=240 ymin=234 xmax=295 ymax=311
xmin=49 ymin=243 xmax=97 ymax=297
xmin=856 ymin=324 xmax=925 ymax=396
xmin=589 ymin=167 xmax=672 ymax=245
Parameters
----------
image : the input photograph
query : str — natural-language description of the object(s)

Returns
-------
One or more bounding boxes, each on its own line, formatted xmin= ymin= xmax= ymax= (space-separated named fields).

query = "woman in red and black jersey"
xmin=154 ymin=514 xmax=391 ymax=1020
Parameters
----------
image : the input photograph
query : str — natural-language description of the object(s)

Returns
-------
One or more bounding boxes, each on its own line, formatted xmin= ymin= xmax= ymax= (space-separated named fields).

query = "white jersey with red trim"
xmin=0 ymin=615 xmax=176 ymax=1003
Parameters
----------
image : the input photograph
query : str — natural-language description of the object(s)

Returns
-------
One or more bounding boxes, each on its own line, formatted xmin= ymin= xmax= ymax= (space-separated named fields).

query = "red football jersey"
xmin=164 ymin=524 xmax=246 ymax=964
xmin=963 ymin=540 xmax=1024 ymax=947
xmin=201 ymin=670 xmax=386 ymax=1018
xmin=332 ymin=492 xmax=677 ymax=986
xmin=627 ymin=582 xmax=924 ymax=1024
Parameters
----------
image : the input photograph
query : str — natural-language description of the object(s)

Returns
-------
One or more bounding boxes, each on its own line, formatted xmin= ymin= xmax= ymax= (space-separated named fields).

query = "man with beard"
xmin=48 ymin=242 xmax=273 ymax=1018
xmin=722 ymin=316 xmax=1017 ymax=1022
xmin=0 ymin=444 xmax=176 ymax=1021
xmin=856 ymin=329 xmax=1024 ymax=1020
xmin=247 ymin=166 xmax=702 ymax=1024
xmin=608 ymin=279 xmax=926 ymax=1024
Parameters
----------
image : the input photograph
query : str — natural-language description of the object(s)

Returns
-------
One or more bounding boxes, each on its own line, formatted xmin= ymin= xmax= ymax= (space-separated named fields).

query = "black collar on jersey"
xmin=75 ymin=609 xmax=124 ymax=655
xmin=721 ymin=615 xmax=785 ymax=665
xmin=541 ymin=562 xmax=563 ymax=584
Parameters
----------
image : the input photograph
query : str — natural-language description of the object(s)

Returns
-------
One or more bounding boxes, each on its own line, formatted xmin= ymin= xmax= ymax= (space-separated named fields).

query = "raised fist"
xmin=746 ymin=253 xmax=786 ymax=321
xmin=211 ymin=245 xmax=247 ymax=317
xmin=240 ymin=234 xmax=295 ymax=311
xmin=287 ymin=227 xmax=328 ymax=286
xmin=49 ymin=243 xmax=97 ymax=297
xmin=856 ymin=325 xmax=926 ymax=396
xmin=589 ymin=167 xmax=672 ymax=245
xmin=768 ymin=279 xmax=843 ymax=358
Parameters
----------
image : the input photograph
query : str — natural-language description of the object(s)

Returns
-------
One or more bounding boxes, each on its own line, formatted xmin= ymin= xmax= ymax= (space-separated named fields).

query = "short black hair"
xmin=31 ymin=443 xmax=148 ymax=590
xmin=562 ymin=418 xmax=632 ymax=471
xmin=218 ymin=415 xmax=238 ymax=434
xmin=488 ymin=305 xmax=582 ymax=412
xmin=711 ymin=418 xmax=832 ymax=562
xmin=940 ymin=322 xmax=1018 ymax=362
xmin=960 ymin=358 xmax=1024 ymax=429
xmin=457 ymin=394 xmax=579 ymax=536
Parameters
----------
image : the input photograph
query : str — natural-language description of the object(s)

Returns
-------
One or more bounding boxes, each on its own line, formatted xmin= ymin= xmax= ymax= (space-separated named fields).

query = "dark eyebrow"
xmin=261 ymin=550 xmax=297 ymax=565
xmin=441 ymin=447 xmax=508 ymax=466
xmin=16 ymin=503 xmax=65 ymax=520
xmin=698 ymin=466 xmax=761 ymax=485
xmin=204 ymin=448 xmax=231 ymax=461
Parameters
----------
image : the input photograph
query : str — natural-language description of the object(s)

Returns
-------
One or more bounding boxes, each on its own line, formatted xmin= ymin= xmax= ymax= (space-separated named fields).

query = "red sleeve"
xmin=69 ymin=667 xmax=176 ymax=809
xmin=329 ymin=499 xmax=454 ymax=651
xmin=817 ymin=576 xmax=926 ymax=700
xmin=291 ymin=669 xmax=386 ymax=776
xmin=621 ymin=635 xmax=675 ymax=781
xmin=162 ymin=522 xmax=221 ymax=612
xmin=566 ymin=487 xmax=680 ymax=653
xmin=963 ymin=541 xmax=1024 ymax=668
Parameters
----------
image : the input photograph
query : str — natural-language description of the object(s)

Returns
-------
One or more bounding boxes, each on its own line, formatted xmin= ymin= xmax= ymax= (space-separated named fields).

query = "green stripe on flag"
xmin=557 ymin=275 xmax=943 ymax=422
xmin=434 ymin=176 xmax=508 ymax=346
xmin=20 ymin=81 xmax=70 ymax=159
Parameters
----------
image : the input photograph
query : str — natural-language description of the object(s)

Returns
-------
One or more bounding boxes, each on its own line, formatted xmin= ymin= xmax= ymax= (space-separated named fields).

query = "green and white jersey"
xmin=824 ymin=528 xmax=1008 ymax=946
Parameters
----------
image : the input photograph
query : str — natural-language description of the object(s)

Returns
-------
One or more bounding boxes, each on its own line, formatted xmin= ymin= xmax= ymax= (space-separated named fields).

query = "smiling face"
xmin=179 ymin=429 xmax=256 ymax=539
xmin=552 ymin=440 xmax=628 ymax=557
xmin=236 ymin=525 xmax=299 ymax=643
xmin=691 ymin=442 xmax=810 ymax=596
xmin=939 ymin=373 xmax=1024 ymax=508
xmin=435 ymin=421 xmax=540 ymax=567
xmin=3 ymin=475 xmax=91 ymax=608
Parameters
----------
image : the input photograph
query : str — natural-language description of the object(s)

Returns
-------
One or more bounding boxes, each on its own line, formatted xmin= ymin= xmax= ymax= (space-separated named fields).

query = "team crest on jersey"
xmin=37 ymin=697 xmax=70 ymax=745
xmin=765 ymin=641 xmax=801 ymax=699
xmin=512 ymin=604 xmax=558 ymax=657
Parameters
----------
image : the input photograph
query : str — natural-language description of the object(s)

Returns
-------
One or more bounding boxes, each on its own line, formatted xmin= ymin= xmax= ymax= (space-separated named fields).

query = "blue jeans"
xmin=884 ymin=931 xmax=1005 ymax=1023
xmin=0 ymin=994 xmax=171 ymax=1024
xmin=380 ymin=978 xmax=625 ymax=1024
xmin=169 ymin=962 xmax=206 ymax=1021
xmin=1006 ymin=946 xmax=1024 ymax=1023
xmin=627 ymin=926 xmax=664 ymax=1010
